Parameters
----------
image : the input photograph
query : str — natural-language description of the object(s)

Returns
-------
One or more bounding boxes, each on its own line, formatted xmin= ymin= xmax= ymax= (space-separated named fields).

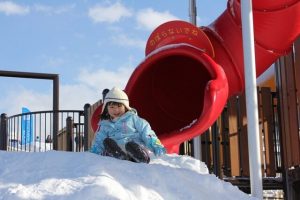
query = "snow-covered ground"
xmin=7 ymin=141 xmax=52 ymax=152
xmin=0 ymin=151 xmax=257 ymax=200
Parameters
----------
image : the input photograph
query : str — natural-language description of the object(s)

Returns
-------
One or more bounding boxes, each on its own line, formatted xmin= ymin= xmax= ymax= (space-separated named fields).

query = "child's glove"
xmin=150 ymin=137 xmax=166 ymax=156
xmin=154 ymin=146 xmax=166 ymax=156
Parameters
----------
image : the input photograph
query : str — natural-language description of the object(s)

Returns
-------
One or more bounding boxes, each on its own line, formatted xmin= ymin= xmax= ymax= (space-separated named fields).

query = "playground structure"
xmin=91 ymin=0 xmax=300 ymax=153
xmin=0 ymin=0 xmax=299 ymax=198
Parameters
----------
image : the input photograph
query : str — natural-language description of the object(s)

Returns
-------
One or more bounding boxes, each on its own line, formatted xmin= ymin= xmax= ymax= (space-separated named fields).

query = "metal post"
xmin=0 ymin=113 xmax=8 ymax=150
xmin=53 ymin=75 xmax=59 ymax=150
xmin=189 ymin=0 xmax=197 ymax=25
xmin=102 ymin=88 xmax=110 ymax=102
xmin=66 ymin=116 xmax=73 ymax=152
xmin=241 ymin=0 xmax=263 ymax=198
xmin=189 ymin=0 xmax=202 ymax=161
xmin=84 ymin=103 xmax=91 ymax=151
xmin=212 ymin=122 xmax=220 ymax=177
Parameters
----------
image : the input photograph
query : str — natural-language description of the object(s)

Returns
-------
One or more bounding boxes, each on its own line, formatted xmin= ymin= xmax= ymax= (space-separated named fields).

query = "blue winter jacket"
xmin=89 ymin=110 xmax=163 ymax=155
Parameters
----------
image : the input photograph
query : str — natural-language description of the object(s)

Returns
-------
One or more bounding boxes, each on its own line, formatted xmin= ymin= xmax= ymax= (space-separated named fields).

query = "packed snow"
xmin=0 ymin=151 xmax=257 ymax=200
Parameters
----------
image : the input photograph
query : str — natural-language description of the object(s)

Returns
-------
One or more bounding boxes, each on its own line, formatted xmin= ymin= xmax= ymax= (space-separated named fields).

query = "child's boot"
xmin=103 ymin=138 xmax=129 ymax=160
xmin=125 ymin=141 xmax=150 ymax=163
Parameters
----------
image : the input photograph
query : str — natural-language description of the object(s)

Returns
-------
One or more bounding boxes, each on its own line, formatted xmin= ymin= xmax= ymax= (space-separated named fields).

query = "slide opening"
xmin=129 ymin=54 xmax=212 ymax=137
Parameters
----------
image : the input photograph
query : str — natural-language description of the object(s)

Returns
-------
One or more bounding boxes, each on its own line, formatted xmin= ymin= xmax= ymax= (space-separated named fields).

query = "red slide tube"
xmin=92 ymin=0 xmax=300 ymax=153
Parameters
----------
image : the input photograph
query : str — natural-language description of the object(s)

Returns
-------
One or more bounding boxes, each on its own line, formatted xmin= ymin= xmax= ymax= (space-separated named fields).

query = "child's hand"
xmin=154 ymin=146 xmax=166 ymax=156
xmin=150 ymin=137 xmax=166 ymax=156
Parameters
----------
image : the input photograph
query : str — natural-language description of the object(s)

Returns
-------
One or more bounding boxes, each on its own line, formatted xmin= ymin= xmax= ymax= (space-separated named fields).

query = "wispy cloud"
xmin=88 ymin=2 xmax=132 ymax=23
xmin=33 ymin=4 xmax=76 ymax=15
xmin=40 ymin=55 xmax=66 ymax=69
xmin=0 ymin=84 xmax=97 ymax=115
xmin=0 ymin=1 xmax=30 ymax=16
xmin=77 ymin=66 xmax=134 ymax=92
xmin=1 ymin=87 xmax=52 ymax=115
xmin=136 ymin=8 xmax=179 ymax=30
xmin=111 ymin=34 xmax=145 ymax=49
xmin=0 ymin=2 xmax=75 ymax=16
xmin=59 ymin=83 xmax=100 ymax=110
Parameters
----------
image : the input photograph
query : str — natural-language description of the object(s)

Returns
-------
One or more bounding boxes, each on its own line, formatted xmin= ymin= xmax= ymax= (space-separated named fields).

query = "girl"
xmin=90 ymin=87 xmax=166 ymax=163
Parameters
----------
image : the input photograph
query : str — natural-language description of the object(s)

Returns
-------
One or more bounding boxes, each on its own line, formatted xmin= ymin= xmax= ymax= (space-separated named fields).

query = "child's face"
xmin=107 ymin=103 xmax=126 ymax=120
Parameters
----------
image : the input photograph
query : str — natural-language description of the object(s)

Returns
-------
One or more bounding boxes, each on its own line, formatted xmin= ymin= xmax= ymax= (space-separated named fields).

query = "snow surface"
xmin=0 ymin=151 xmax=257 ymax=200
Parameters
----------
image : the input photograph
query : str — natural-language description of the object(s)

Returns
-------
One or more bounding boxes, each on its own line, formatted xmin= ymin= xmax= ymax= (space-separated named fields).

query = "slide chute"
xmin=92 ymin=0 xmax=300 ymax=153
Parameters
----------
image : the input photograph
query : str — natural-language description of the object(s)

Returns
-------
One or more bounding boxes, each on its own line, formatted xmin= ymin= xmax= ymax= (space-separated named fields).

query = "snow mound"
xmin=0 ymin=151 xmax=257 ymax=200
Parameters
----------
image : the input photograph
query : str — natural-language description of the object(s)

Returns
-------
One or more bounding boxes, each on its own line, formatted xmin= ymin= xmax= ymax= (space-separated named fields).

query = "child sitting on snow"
xmin=90 ymin=87 xmax=166 ymax=163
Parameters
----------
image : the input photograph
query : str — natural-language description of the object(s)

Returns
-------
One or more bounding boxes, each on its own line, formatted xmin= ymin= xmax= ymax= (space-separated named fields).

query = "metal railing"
xmin=0 ymin=110 xmax=85 ymax=152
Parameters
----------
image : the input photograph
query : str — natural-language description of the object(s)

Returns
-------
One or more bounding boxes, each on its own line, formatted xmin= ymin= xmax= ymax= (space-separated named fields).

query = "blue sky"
xmin=0 ymin=0 xmax=226 ymax=115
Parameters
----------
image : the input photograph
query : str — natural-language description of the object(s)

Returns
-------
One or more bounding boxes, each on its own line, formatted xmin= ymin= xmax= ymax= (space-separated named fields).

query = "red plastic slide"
xmin=92 ymin=0 xmax=300 ymax=153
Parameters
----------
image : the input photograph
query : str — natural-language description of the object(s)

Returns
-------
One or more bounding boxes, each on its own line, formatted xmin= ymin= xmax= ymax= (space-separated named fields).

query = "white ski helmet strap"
xmin=102 ymin=87 xmax=131 ymax=112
